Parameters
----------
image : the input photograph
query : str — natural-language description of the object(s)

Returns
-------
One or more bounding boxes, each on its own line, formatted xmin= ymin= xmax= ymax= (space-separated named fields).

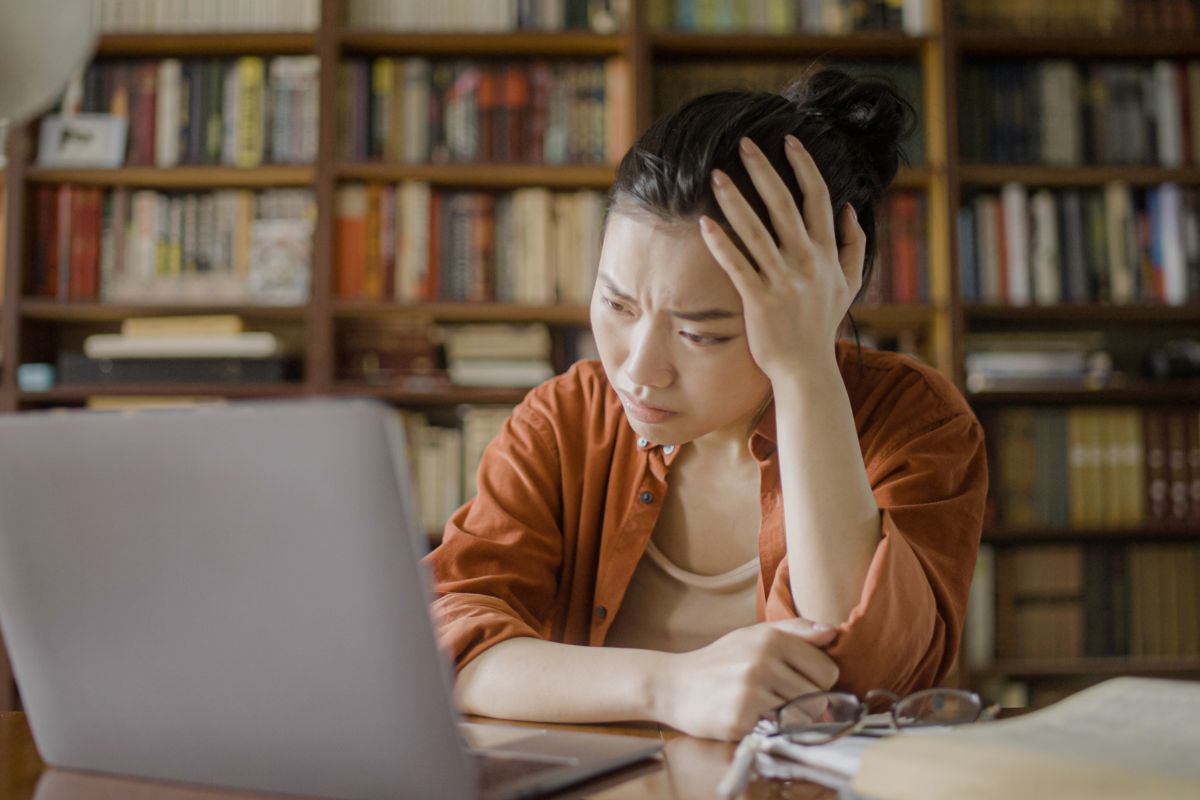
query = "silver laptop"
xmin=0 ymin=399 xmax=660 ymax=799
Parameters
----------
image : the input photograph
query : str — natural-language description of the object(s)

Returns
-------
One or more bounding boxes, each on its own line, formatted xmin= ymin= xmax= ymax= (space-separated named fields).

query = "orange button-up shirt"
xmin=424 ymin=341 xmax=988 ymax=696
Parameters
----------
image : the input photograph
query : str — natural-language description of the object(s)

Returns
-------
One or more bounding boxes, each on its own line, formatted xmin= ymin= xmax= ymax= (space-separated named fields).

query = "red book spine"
xmin=477 ymin=66 xmax=497 ymax=163
xmin=56 ymin=186 xmax=72 ymax=301
xmin=422 ymin=191 xmax=441 ymax=301
xmin=88 ymin=189 xmax=103 ymax=299
xmin=69 ymin=189 xmax=88 ymax=301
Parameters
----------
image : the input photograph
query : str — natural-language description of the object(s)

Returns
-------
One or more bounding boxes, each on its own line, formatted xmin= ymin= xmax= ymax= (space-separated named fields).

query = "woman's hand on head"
xmin=652 ymin=617 xmax=840 ymax=741
xmin=698 ymin=135 xmax=866 ymax=382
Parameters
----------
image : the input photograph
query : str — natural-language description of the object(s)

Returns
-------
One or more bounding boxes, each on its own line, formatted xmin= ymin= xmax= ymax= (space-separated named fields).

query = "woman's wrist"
xmin=644 ymin=650 xmax=678 ymax=725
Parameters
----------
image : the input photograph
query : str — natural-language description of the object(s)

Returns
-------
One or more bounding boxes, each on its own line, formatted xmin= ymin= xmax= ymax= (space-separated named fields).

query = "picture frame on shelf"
xmin=36 ymin=113 xmax=127 ymax=168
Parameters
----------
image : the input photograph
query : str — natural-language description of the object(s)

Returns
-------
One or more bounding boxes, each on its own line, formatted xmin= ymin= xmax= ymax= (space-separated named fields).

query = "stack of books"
xmin=964 ymin=332 xmax=1114 ymax=393
xmin=443 ymin=324 xmax=554 ymax=388
xmin=337 ymin=316 xmax=446 ymax=386
xmin=59 ymin=315 xmax=295 ymax=385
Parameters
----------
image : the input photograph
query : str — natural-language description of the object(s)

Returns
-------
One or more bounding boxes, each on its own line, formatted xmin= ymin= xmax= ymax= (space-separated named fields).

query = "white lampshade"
xmin=0 ymin=0 xmax=96 ymax=125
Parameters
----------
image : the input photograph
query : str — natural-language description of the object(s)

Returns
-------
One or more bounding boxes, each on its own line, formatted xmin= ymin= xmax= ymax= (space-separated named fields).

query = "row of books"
xmin=959 ymin=61 xmax=1200 ymax=167
xmin=857 ymin=191 xmax=928 ymax=305
xmin=29 ymin=186 xmax=314 ymax=305
xmin=646 ymin=0 xmax=929 ymax=33
xmin=92 ymin=0 xmax=321 ymax=31
xmin=338 ymin=317 xmax=597 ymax=386
xmin=957 ymin=183 xmax=1200 ymax=307
xmin=988 ymin=406 xmax=1200 ymax=529
xmin=335 ymin=183 xmax=605 ymax=304
xmin=966 ymin=543 xmax=1200 ymax=667
xmin=346 ymin=0 xmax=625 ymax=33
xmin=653 ymin=60 xmax=926 ymax=166
xmin=964 ymin=332 xmax=1114 ymax=393
xmin=339 ymin=58 xmax=630 ymax=165
xmin=398 ymin=406 xmax=516 ymax=536
xmin=956 ymin=0 xmax=1200 ymax=34
xmin=69 ymin=57 xmax=319 ymax=167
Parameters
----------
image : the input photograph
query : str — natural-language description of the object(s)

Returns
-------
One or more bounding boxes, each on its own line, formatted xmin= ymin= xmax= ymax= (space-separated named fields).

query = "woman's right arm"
xmin=455 ymin=619 xmax=840 ymax=741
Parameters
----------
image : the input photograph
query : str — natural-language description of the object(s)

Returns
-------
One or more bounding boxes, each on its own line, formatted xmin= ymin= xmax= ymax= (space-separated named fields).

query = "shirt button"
xmin=663 ymin=445 xmax=675 ymax=454
xmin=639 ymin=491 xmax=654 ymax=504
xmin=595 ymin=605 xmax=608 ymax=620
xmin=637 ymin=438 xmax=648 ymax=448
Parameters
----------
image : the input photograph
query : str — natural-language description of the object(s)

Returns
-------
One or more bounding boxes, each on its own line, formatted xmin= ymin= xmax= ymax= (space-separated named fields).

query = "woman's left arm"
xmin=700 ymin=134 xmax=883 ymax=625
xmin=702 ymin=135 xmax=988 ymax=694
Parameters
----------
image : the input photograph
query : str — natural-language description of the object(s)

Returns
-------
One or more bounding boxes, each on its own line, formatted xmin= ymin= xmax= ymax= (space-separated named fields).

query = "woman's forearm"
xmin=454 ymin=637 xmax=670 ymax=723
xmin=772 ymin=356 xmax=882 ymax=627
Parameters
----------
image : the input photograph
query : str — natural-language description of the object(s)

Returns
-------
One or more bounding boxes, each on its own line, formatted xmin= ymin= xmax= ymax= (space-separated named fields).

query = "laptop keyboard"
xmin=473 ymin=751 xmax=567 ymax=789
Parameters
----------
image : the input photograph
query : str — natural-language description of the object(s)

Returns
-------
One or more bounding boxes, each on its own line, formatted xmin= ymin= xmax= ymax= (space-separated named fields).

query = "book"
xmin=83 ymin=332 xmax=284 ymax=360
xmin=851 ymin=677 xmax=1200 ymax=800
xmin=56 ymin=353 xmax=292 ymax=384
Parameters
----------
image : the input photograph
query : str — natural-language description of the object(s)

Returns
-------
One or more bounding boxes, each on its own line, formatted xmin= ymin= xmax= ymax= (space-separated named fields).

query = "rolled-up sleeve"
xmin=423 ymin=402 xmax=564 ymax=673
xmin=765 ymin=410 xmax=988 ymax=696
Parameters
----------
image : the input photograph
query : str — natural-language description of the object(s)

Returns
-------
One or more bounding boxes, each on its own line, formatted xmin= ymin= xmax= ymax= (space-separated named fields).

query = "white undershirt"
xmin=604 ymin=539 xmax=760 ymax=653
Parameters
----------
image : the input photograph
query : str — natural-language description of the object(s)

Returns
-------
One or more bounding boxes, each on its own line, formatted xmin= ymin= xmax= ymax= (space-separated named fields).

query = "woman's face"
xmin=590 ymin=211 xmax=772 ymax=447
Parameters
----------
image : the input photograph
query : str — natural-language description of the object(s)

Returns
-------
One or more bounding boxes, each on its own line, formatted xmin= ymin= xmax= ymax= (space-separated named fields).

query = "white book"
xmin=1001 ymin=183 xmax=1031 ymax=306
xmin=1105 ymin=182 xmax=1136 ymax=304
xmin=448 ymin=360 xmax=555 ymax=388
xmin=155 ymin=60 xmax=181 ymax=166
xmin=964 ymin=544 xmax=994 ymax=669
xmin=1154 ymin=61 xmax=1183 ymax=168
xmin=402 ymin=59 xmax=430 ymax=163
xmin=84 ymin=332 xmax=283 ymax=359
xmin=902 ymin=0 xmax=928 ymax=35
xmin=461 ymin=407 xmax=513 ymax=500
xmin=397 ymin=181 xmax=431 ymax=301
xmin=1158 ymin=183 xmax=1187 ymax=306
xmin=1039 ymin=61 xmax=1082 ymax=166
xmin=1030 ymin=189 xmax=1061 ymax=305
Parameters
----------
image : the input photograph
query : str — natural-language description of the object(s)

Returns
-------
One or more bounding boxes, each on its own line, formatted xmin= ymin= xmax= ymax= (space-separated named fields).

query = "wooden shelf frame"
xmin=956 ymin=32 xmax=1200 ymax=59
xmin=970 ymin=657 xmax=1200 ymax=680
xmin=339 ymin=30 xmax=628 ymax=56
xmin=25 ymin=166 xmax=315 ymax=189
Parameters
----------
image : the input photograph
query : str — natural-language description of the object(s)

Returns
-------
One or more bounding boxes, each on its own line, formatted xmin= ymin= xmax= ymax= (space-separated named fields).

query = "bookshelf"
xmin=0 ymin=0 xmax=1197 ymax=711
xmin=951 ymin=3 xmax=1200 ymax=706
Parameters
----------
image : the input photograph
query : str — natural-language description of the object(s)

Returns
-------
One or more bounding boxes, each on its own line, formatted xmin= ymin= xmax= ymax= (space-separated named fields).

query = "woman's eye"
xmin=681 ymin=332 xmax=729 ymax=346
xmin=602 ymin=297 xmax=629 ymax=314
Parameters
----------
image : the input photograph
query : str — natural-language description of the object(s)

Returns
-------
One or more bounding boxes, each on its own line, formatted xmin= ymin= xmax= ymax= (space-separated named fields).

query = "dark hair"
xmin=609 ymin=67 xmax=917 ymax=301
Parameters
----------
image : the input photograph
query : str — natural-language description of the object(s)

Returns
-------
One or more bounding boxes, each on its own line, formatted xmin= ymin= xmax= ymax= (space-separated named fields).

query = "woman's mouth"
xmin=618 ymin=392 xmax=678 ymax=424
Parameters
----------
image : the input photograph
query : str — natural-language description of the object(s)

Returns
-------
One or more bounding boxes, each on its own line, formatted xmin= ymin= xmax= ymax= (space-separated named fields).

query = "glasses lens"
xmin=778 ymin=692 xmax=860 ymax=744
xmin=894 ymin=689 xmax=982 ymax=727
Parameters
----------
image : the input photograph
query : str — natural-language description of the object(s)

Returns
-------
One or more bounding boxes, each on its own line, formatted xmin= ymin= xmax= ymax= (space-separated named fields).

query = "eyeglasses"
xmin=718 ymin=688 xmax=998 ymax=799
xmin=768 ymin=687 xmax=999 ymax=745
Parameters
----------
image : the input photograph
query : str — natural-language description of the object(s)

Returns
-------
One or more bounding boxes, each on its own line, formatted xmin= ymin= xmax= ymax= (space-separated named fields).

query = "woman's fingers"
xmin=837 ymin=204 xmax=867 ymax=295
xmin=784 ymin=134 xmax=837 ymax=252
xmin=698 ymin=215 xmax=765 ymax=297
xmin=709 ymin=168 xmax=787 ymax=283
xmin=735 ymin=137 xmax=810 ymax=258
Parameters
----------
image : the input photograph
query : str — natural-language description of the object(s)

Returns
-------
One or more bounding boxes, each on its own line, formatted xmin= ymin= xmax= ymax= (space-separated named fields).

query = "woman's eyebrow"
xmin=598 ymin=274 xmax=742 ymax=321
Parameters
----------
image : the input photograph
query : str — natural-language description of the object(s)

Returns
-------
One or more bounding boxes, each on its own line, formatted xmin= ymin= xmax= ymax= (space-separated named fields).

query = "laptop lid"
xmin=0 ymin=399 xmax=476 ymax=799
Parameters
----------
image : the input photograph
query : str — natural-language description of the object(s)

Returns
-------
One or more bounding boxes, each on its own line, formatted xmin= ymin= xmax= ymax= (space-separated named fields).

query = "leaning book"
xmin=850 ymin=677 xmax=1200 ymax=800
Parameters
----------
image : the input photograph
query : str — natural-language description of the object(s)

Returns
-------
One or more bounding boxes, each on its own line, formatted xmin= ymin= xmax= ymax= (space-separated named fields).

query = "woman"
xmin=425 ymin=68 xmax=987 ymax=742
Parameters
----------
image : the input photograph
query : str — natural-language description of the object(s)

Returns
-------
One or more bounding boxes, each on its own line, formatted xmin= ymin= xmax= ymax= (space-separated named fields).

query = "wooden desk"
xmin=0 ymin=712 xmax=837 ymax=799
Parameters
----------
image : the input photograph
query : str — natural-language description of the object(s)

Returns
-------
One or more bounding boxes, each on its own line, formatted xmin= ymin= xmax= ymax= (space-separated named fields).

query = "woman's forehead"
xmin=600 ymin=213 xmax=739 ymax=303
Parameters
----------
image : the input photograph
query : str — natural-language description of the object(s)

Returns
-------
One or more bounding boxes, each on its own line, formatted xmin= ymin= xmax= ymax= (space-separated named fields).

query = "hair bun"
xmin=782 ymin=69 xmax=916 ymax=189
